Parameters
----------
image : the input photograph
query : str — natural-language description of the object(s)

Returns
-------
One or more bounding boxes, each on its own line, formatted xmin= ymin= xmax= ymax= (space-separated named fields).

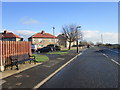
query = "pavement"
xmin=39 ymin=46 xmax=119 ymax=88
xmin=1 ymin=48 xmax=85 ymax=89
xmin=0 ymin=63 xmax=42 ymax=80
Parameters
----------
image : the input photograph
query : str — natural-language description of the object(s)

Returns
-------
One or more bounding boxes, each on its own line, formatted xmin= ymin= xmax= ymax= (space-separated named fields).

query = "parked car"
xmin=47 ymin=44 xmax=61 ymax=51
xmin=87 ymin=44 xmax=90 ymax=48
xmin=31 ymin=44 xmax=37 ymax=52
xmin=36 ymin=46 xmax=53 ymax=53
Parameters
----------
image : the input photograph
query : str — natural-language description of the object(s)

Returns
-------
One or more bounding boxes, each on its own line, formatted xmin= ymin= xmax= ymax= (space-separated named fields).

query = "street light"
xmin=76 ymin=26 xmax=81 ymax=53
xmin=53 ymin=27 xmax=55 ymax=50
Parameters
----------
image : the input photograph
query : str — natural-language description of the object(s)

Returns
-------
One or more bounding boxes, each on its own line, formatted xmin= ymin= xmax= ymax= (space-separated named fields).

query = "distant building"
xmin=57 ymin=34 xmax=76 ymax=48
xmin=0 ymin=30 xmax=23 ymax=41
xmin=28 ymin=31 xmax=58 ymax=49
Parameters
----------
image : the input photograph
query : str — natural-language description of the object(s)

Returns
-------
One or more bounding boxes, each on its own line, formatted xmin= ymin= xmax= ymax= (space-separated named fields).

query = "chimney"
xmin=41 ymin=30 xmax=45 ymax=34
xmin=4 ymin=30 xmax=8 ymax=34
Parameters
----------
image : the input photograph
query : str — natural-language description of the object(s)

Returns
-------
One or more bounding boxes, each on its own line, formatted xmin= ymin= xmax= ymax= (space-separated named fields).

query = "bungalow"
xmin=0 ymin=30 xmax=23 ymax=41
xmin=28 ymin=31 xmax=58 ymax=49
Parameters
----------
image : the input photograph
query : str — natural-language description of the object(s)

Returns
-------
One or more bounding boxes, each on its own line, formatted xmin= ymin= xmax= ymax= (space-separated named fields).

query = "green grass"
xmin=33 ymin=54 xmax=49 ymax=62
xmin=47 ymin=51 xmax=68 ymax=55
xmin=61 ymin=48 xmax=77 ymax=52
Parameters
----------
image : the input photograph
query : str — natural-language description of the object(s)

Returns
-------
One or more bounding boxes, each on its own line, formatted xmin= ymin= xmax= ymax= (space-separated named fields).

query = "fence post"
xmin=0 ymin=41 xmax=4 ymax=72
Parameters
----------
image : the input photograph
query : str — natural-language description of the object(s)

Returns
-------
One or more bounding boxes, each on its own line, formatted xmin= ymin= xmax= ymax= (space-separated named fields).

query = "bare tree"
xmin=62 ymin=24 xmax=82 ymax=50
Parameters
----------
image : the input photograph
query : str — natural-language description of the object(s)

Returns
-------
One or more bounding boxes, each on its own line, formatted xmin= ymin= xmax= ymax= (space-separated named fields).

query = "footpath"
xmin=1 ymin=48 xmax=85 ymax=89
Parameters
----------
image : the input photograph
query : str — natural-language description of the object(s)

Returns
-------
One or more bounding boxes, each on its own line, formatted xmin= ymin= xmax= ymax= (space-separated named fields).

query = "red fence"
xmin=0 ymin=41 xmax=32 ymax=66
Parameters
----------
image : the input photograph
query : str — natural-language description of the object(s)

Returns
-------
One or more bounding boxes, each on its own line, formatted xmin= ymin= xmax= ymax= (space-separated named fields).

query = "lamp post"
xmin=76 ymin=26 xmax=81 ymax=53
xmin=53 ymin=27 xmax=55 ymax=50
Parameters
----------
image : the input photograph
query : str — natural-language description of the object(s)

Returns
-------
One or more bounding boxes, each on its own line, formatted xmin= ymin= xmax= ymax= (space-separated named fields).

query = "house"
xmin=0 ymin=30 xmax=23 ymax=41
xmin=57 ymin=34 xmax=76 ymax=48
xmin=28 ymin=31 xmax=58 ymax=49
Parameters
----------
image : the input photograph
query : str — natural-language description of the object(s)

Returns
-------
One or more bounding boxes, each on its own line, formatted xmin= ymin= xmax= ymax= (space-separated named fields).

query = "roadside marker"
xmin=33 ymin=52 xmax=82 ymax=89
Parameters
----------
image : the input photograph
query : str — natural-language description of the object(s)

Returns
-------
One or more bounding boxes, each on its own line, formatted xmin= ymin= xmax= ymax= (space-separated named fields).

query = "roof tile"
xmin=30 ymin=32 xmax=57 ymax=38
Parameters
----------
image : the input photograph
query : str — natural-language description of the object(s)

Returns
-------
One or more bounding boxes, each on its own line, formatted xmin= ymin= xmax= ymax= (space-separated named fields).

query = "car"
xmin=87 ymin=44 xmax=90 ymax=48
xmin=47 ymin=44 xmax=61 ymax=51
xmin=36 ymin=46 xmax=53 ymax=53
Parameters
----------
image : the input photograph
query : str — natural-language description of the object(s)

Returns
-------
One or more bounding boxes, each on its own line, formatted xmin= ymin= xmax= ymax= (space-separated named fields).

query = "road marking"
xmin=33 ymin=52 xmax=82 ymax=89
xmin=111 ymin=59 xmax=120 ymax=66
xmin=103 ymin=54 xmax=109 ymax=58
xmin=102 ymin=54 xmax=120 ymax=66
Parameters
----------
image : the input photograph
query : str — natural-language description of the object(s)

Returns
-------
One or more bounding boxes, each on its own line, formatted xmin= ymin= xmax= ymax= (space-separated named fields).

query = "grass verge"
xmin=33 ymin=54 xmax=49 ymax=62
xmin=47 ymin=51 xmax=68 ymax=55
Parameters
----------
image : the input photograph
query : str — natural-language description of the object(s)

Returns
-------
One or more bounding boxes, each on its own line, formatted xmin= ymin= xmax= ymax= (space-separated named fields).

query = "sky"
xmin=1 ymin=2 xmax=118 ymax=44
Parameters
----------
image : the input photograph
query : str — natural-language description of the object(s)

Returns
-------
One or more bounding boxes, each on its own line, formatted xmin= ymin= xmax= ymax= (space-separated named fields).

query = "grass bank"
xmin=33 ymin=54 xmax=49 ymax=62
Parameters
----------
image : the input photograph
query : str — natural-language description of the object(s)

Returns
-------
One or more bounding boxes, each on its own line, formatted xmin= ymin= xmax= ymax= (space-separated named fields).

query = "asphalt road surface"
xmin=40 ymin=47 xmax=119 ymax=88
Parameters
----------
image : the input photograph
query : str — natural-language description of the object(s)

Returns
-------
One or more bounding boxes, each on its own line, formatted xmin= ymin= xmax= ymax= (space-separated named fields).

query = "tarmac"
xmin=1 ymin=47 xmax=85 ymax=89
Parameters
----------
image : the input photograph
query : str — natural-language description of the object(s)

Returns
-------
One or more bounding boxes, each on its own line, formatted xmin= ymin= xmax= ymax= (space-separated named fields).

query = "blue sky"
xmin=2 ymin=2 xmax=118 ymax=44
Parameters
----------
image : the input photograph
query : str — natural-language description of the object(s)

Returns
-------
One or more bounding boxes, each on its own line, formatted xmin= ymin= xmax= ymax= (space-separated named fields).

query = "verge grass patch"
xmin=47 ymin=51 xmax=68 ymax=55
xmin=33 ymin=54 xmax=49 ymax=62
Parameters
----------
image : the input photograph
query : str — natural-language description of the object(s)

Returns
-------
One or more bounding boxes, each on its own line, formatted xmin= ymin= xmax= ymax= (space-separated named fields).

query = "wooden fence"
xmin=0 ymin=41 xmax=32 ymax=66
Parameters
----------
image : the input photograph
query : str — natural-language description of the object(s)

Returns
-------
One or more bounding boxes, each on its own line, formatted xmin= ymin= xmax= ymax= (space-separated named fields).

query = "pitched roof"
xmin=0 ymin=30 xmax=22 ymax=38
xmin=29 ymin=31 xmax=57 ymax=39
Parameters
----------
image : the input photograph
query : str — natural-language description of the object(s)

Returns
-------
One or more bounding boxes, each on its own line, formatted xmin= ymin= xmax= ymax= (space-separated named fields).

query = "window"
xmin=33 ymin=39 xmax=36 ymax=41
xmin=39 ymin=44 xmax=43 ymax=47
xmin=39 ymin=39 xmax=42 ymax=43
xmin=49 ymin=39 xmax=52 ymax=42
xmin=11 ymin=38 xmax=15 ymax=41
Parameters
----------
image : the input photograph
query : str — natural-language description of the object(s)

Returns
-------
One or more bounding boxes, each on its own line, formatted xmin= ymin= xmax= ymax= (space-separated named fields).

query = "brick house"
xmin=0 ymin=30 xmax=23 ymax=41
xmin=28 ymin=31 xmax=58 ymax=49
xmin=57 ymin=34 xmax=76 ymax=48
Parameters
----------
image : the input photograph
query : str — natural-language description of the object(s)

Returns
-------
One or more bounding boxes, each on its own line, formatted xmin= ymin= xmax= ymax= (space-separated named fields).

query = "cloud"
xmin=82 ymin=30 xmax=118 ymax=44
xmin=15 ymin=30 xmax=36 ymax=40
xmin=20 ymin=18 xmax=40 ymax=25
xmin=16 ymin=30 xmax=35 ymax=36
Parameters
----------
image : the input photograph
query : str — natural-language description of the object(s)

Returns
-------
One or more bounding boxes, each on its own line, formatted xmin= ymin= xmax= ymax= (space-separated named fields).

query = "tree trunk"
xmin=68 ymin=42 xmax=71 ymax=50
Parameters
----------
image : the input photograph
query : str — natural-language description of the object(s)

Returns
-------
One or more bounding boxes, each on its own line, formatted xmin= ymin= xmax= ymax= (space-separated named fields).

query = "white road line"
xmin=111 ymin=59 xmax=120 ymax=66
xmin=102 ymin=54 xmax=120 ymax=66
xmin=33 ymin=52 xmax=82 ymax=89
xmin=103 ymin=54 xmax=108 ymax=58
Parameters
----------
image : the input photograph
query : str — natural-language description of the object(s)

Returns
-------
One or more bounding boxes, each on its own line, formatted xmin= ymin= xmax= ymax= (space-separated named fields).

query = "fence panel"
xmin=0 ymin=41 xmax=32 ymax=65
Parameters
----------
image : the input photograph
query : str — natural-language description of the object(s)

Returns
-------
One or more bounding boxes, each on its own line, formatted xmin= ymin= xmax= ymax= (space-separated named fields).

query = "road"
xmin=39 ymin=47 xmax=119 ymax=88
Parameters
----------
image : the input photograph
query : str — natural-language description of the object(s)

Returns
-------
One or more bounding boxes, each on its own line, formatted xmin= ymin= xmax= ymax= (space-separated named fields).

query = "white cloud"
xmin=16 ymin=30 xmax=35 ymax=36
xmin=82 ymin=30 xmax=118 ymax=44
xmin=20 ymin=18 xmax=40 ymax=25
xmin=15 ymin=30 xmax=36 ymax=41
